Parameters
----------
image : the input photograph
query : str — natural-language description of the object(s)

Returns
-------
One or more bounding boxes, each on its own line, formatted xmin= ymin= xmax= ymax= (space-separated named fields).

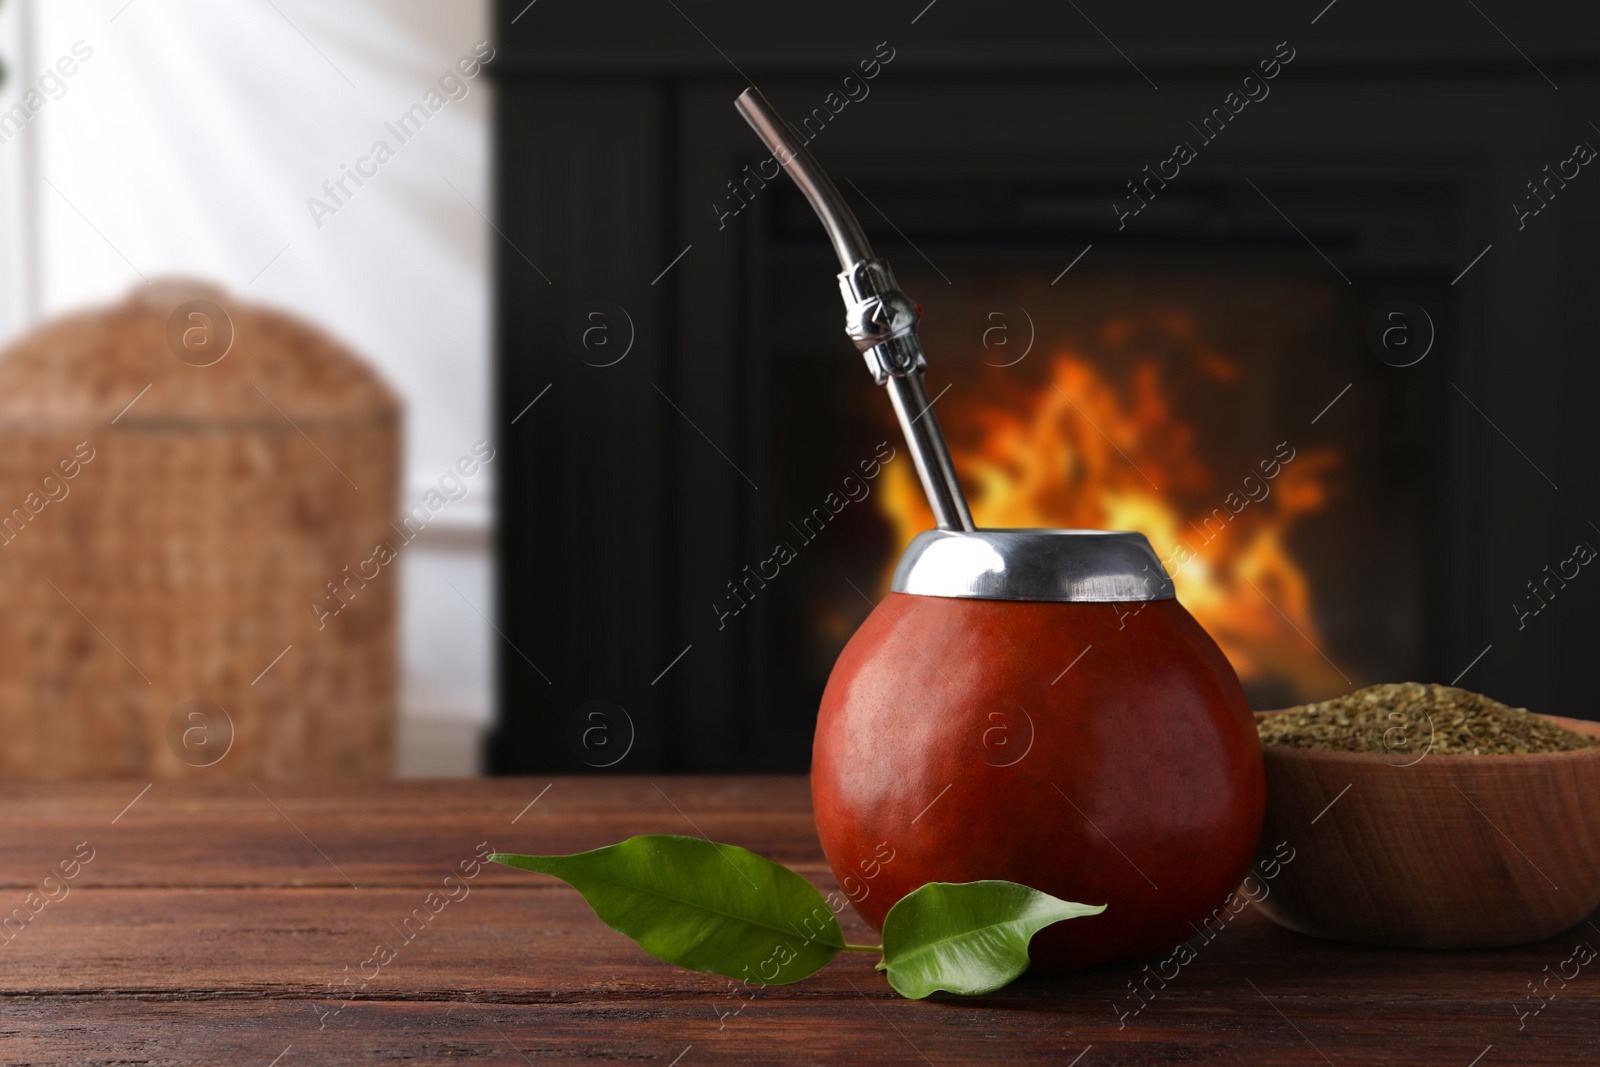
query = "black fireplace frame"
xmin=487 ymin=0 xmax=1599 ymax=774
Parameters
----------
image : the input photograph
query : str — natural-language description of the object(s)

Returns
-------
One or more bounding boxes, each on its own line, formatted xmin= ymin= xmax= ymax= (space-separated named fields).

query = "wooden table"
xmin=1 ymin=777 xmax=1594 ymax=1065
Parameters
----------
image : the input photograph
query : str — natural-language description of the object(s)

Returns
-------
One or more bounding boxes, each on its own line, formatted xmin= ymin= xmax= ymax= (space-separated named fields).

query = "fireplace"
xmin=761 ymin=174 xmax=1450 ymax=731
xmin=489 ymin=1 xmax=1598 ymax=773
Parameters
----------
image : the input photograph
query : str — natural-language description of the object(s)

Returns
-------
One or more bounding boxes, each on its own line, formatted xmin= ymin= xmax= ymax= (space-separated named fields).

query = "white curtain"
xmin=0 ymin=0 xmax=496 ymax=772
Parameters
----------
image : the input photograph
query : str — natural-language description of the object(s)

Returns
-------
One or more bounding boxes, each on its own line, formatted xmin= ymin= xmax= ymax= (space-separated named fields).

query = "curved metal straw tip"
xmin=734 ymin=87 xmax=873 ymax=271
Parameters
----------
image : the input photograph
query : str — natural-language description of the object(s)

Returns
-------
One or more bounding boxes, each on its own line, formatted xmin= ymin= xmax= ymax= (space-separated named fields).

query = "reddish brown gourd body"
xmin=812 ymin=592 xmax=1266 ymax=971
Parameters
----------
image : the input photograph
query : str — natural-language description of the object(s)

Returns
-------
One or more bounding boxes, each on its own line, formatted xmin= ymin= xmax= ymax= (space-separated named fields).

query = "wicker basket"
xmin=0 ymin=281 xmax=400 ymax=778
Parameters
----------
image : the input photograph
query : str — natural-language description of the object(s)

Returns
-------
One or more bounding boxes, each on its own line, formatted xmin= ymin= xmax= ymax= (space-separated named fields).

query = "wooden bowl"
xmin=1252 ymin=711 xmax=1600 ymax=948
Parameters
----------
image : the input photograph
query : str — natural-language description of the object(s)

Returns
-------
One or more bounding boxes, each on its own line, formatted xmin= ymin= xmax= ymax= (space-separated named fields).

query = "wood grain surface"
xmin=0 ymin=777 xmax=1594 ymax=1065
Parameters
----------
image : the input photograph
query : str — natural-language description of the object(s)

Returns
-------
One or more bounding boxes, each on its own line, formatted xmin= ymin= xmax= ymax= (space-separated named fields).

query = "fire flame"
xmin=877 ymin=348 xmax=1347 ymax=702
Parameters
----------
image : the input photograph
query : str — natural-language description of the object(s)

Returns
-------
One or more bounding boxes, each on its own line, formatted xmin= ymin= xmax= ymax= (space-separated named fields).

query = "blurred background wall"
xmin=1 ymin=1 xmax=1593 ymax=777
xmin=0 ymin=0 xmax=495 ymax=774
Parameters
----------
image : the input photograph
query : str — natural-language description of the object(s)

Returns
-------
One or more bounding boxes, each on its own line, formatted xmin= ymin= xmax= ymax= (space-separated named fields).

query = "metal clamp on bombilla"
xmin=734 ymin=87 xmax=974 ymax=533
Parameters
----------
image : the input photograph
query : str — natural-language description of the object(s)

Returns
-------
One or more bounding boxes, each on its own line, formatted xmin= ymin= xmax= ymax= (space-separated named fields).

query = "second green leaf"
xmin=881 ymin=880 xmax=1105 ymax=998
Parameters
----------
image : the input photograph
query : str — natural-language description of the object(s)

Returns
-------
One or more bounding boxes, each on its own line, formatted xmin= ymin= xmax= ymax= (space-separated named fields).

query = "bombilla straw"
xmin=734 ymin=87 xmax=974 ymax=533
xmin=734 ymin=91 xmax=871 ymax=269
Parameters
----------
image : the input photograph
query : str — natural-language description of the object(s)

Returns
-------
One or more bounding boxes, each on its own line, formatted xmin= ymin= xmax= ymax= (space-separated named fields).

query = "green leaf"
xmin=881 ymin=881 xmax=1105 ymax=998
xmin=492 ymin=835 xmax=844 ymax=984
